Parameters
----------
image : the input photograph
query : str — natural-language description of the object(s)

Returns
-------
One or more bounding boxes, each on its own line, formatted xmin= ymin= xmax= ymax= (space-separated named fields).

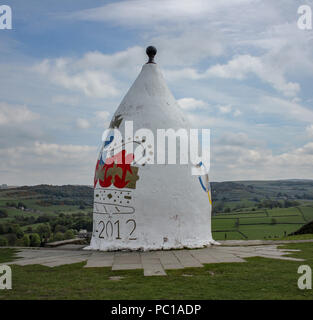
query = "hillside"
xmin=0 ymin=180 xmax=312 ymax=245
xmin=211 ymin=179 xmax=313 ymax=202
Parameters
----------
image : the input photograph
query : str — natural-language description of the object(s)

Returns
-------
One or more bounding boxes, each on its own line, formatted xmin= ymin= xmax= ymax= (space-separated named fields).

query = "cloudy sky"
xmin=1 ymin=0 xmax=313 ymax=185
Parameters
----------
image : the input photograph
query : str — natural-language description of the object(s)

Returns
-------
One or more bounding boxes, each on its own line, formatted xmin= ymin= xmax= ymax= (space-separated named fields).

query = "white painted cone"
xmin=88 ymin=58 xmax=215 ymax=251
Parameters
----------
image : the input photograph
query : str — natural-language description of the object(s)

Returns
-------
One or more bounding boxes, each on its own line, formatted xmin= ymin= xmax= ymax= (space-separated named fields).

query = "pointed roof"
xmin=112 ymin=47 xmax=188 ymax=130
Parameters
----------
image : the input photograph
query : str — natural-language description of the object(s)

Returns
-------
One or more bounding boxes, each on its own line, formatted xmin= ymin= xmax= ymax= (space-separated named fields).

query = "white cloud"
xmin=234 ymin=109 xmax=242 ymax=117
xmin=218 ymin=132 xmax=258 ymax=147
xmin=218 ymin=104 xmax=232 ymax=114
xmin=206 ymin=55 xmax=261 ymax=80
xmin=77 ymin=46 xmax=145 ymax=75
xmin=94 ymin=110 xmax=111 ymax=128
xmin=70 ymin=0 xmax=258 ymax=26
xmin=76 ymin=111 xmax=111 ymax=131
xmin=95 ymin=111 xmax=110 ymax=121
xmin=306 ymin=124 xmax=313 ymax=138
xmin=33 ymin=58 xmax=119 ymax=98
xmin=178 ymin=98 xmax=207 ymax=110
xmin=31 ymin=46 xmax=151 ymax=101
xmin=0 ymin=102 xmax=39 ymax=125
xmin=31 ymin=141 xmax=96 ymax=161
xmin=246 ymin=22 xmax=313 ymax=78
xmin=206 ymin=55 xmax=300 ymax=97
xmin=2 ymin=0 xmax=313 ymax=184
xmin=255 ymin=96 xmax=313 ymax=123
xmin=186 ymin=112 xmax=245 ymax=130
xmin=0 ymin=142 xmax=97 ymax=185
xmin=76 ymin=118 xmax=90 ymax=129
xmin=152 ymin=31 xmax=224 ymax=67
xmin=52 ymin=95 xmax=80 ymax=106
xmin=211 ymin=138 xmax=313 ymax=181
xmin=165 ymin=51 xmax=301 ymax=99
xmin=164 ymin=68 xmax=203 ymax=81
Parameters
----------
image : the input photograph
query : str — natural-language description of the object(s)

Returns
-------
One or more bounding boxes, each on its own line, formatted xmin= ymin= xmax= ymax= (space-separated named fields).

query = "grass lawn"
xmin=275 ymin=234 xmax=313 ymax=240
xmin=238 ymin=224 xmax=304 ymax=239
xmin=300 ymin=206 xmax=313 ymax=221
xmin=212 ymin=205 xmax=313 ymax=240
xmin=0 ymin=248 xmax=19 ymax=264
xmin=0 ymin=243 xmax=313 ymax=300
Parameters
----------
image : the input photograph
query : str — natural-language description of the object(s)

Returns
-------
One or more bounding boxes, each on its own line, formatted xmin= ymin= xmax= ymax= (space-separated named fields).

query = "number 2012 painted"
xmin=97 ymin=219 xmax=137 ymax=240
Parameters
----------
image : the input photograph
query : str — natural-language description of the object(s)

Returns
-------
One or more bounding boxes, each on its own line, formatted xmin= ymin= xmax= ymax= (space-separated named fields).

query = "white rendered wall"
xmin=86 ymin=63 xmax=214 ymax=251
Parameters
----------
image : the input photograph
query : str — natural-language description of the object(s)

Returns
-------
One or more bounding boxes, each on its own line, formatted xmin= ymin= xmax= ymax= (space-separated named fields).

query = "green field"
xmin=212 ymin=206 xmax=313 ymax=240
xmin=0 ymin=244 xmax=313 ymax=300
xmin=1 ymin=182 xmax=313 ymax=244
xmin=0 ymin=186 xmax=94 ymax=246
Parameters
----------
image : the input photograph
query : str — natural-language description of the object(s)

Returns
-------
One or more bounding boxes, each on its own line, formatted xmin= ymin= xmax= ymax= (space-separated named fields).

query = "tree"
xmin=17 ymin=202 xmax=27 ymax=209
xmin=35 ymin=216 xmax=50 ymax=223
xmin=22 ymin=234 xmax=30 ymax=247
xmin=6 ymin=223 xmax=24 ymax=238
xmin=26 ymin=226 xmax=33 ymax=233
xmin=6 ymin=233 xmax=17 ymax=246
xmin=0 ymin=236 xmax=8 ymax=246
xmin=284 ymin=200 xmax=300 ymax=208
xmin=64 ymin=229 xmax=75 ymax=240
xmin=53 ymin=232 xmax=64 ymax=241
xmin=54 ymin=224 xmax=66 ymax=233
xmin=30 ymin=233 xmax=41 ymax=247
xmin=6 ymin=201 xmax=17 ymax=208
xmin=0 ymin=209 xmax=8 ymax=218
xmin=212 ymin=202 xmax=223 ymax=214
xmin=7 ymin=224 xmax=19 ymax=234
xmin=15 ymin=226 xmax=24 ymax=239
xmin=35 ymin=224 xmax=51 ymax=244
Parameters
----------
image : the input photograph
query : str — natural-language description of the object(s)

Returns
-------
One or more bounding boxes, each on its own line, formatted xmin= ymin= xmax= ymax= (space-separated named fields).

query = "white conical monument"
xmin=87 ymin=46 xmax=217 ymax=251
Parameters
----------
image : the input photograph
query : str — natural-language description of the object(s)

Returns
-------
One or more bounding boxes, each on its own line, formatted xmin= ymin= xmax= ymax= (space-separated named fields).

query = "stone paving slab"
xmin=214 ymin=255 xmax=246 ymax=263
xmin=52 ymin=244 xmax=86 ymax=250
xmin=112 ymin=252 xmax=142 ymax=271
xmin=114 ymin=252 xmax=141 ymax=264
xmin=42 ymin=256 xmax=88 ymax=267
xmin=112 ymin=264 xmax=143 ymax=270
xmin=229 ymin=252 xmax=257 ymax=258
xmin=157 ymin=251 xmax=184 ymax=270
xmin=201 ymin=248 xmax=246 ymax=263
xmin=4 ymin=241 xmax=308 ymax=276
xmin=84 ymin=252 xmax=114 ymax=268
xmin=173 ymin=250 xmax=203 ymax=268
xmin=141 ymin=252 xmax=166 ymax=276
xmin=257 ymin=254 xmax=305 ymax=262
xmin=219 ymin=239 xmax=313 ymax=246
xmin=15 ymin=249 xmax=89 ymax=259
xmin=189 ymin=249 xmax=220 ymax=264
xmin=11 ymin=255 xmax=83 ymax=266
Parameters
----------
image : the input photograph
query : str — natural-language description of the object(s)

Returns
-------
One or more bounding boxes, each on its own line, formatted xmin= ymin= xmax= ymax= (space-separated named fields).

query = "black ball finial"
xmin=146 ymin=46 xmax=157 ymax=64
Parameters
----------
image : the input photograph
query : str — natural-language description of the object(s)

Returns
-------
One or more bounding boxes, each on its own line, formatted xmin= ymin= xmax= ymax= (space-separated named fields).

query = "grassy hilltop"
xmin=1 ymin=242 xmax=313 ymax=300
xmin=0 ymin=181 xmax=313 ymax=300
xmin=0 ymin=180 xmax=313 ymax=245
